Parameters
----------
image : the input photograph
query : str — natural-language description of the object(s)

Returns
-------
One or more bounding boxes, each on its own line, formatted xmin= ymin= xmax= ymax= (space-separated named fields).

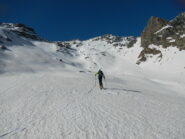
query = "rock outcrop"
xmin=141 ymin=12 xmax=185 ymax=50
xmin=138 ymin=12 xmax=185 ymax=64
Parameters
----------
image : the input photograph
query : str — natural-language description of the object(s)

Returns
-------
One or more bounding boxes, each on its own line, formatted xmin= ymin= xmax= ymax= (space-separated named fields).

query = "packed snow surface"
xmin=0 ymin=70 xmax=185 ymax=139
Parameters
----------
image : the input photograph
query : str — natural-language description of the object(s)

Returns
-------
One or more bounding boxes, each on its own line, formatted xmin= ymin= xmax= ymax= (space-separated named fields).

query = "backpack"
xmin=98 ymin=70 xmax=104 ymax=77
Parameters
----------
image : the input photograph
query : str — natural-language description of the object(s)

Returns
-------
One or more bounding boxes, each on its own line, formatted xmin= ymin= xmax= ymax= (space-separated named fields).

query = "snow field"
xmin=0 ymin=71 xmax=185 ymax=139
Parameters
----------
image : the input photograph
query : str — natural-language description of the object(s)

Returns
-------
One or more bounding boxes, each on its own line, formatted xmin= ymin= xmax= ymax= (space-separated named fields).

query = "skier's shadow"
xmin=104 ymin=88 xmax=142 ymax=93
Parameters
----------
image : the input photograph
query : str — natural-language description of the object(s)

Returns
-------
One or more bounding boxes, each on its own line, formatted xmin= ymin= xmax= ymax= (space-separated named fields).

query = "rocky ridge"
xmin=0 ymin=23 xmax=43 ymax=45
xmin=138 ymin=12 xmax=185 ymax=63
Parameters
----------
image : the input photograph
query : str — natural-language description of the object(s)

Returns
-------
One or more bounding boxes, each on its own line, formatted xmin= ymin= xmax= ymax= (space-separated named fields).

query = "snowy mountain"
xmin=0 ymin=23 xmax=67 ymax=74
xmin=0 ymin=23 xmax=43 ymax=44
xmin=1 ymin=13 xmax=185 ymax=74
xmin=0 ymin=13 xmax=185 ymax=139
xmin=0 ymin=22 xmax=140 ymax=74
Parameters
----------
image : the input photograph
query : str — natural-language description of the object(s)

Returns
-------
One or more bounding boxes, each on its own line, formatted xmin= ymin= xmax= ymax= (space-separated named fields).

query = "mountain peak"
xmin=141 ymin=13 xmax=185 ymax=50
xmin=0 ymin=23 xmax=36 ymax=35
xmin=0 ymin=23 xmax=43 ymax=44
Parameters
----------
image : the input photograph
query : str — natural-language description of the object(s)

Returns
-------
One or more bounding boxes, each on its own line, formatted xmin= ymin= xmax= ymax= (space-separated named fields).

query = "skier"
xmin=95 ymin=69 xmax=105 ymax=89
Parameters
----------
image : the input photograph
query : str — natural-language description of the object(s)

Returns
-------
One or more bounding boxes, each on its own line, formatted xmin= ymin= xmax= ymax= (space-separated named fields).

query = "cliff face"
xmin=141 ymin=12 xmax=185 ymax=50
xmin=138 ymin=12 xmax=185 ymax=64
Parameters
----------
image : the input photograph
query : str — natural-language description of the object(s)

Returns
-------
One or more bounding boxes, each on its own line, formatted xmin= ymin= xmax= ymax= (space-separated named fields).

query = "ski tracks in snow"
xmin=0 ymin=72 xmax=185 ymax=139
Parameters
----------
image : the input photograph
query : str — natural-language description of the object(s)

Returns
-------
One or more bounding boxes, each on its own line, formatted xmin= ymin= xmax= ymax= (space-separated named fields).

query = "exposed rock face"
xmin=56 ymin=34 xmax=137 ymax=52
xmin=141 ymin=12 xmax=185 ymax=50
xmin=127 ymin=37 xmax=137 ymax=48
xmin=12 ymin=24 xmax=43 ymax=41
xmin=56 ymin=42 xmax=71 ymax=48
xmin=170 ymin=12 xmax=185 ymax=26
xmin=92 ymin=34 xmax=137 ymax=48
xmin=138 ymin=12 xmax=185 ymax=64
xmin=141 ymin=16 xmax=168 ymax=48
xmin=137 ymin=47 xmax=162 ymax=64
xmin=14 ymin=24 xmax=36 ymax=33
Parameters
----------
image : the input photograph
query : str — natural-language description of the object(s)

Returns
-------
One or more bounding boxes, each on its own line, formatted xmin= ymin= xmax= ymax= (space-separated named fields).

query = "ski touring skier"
xmin=95 ymin=69 xmax=105 ymax=89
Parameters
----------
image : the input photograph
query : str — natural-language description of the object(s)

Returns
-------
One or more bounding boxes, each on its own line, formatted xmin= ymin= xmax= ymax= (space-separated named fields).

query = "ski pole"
xmin=95 ymin=75 xmax=96 ymax=87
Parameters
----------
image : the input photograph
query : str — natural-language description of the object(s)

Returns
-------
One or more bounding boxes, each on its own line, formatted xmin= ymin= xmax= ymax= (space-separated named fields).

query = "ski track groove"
xmin=0 ymin=73 xmax=185 ymax=139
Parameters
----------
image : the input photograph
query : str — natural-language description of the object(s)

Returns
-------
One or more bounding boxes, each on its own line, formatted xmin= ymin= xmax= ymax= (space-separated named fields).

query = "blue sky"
xmin=0 ymin=0 xmax=185 ymax=41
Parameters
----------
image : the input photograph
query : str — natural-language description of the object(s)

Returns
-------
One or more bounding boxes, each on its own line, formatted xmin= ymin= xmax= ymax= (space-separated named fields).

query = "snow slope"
xmin=0 ymin=70 xmax=185 ymax=139
xmin=1 ymin=23 xmax=185 ymax=139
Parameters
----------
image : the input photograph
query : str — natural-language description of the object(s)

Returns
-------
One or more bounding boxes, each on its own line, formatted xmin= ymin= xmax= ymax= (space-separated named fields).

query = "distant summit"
xmin=0 ymin=23 xmax=43 ymax=45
